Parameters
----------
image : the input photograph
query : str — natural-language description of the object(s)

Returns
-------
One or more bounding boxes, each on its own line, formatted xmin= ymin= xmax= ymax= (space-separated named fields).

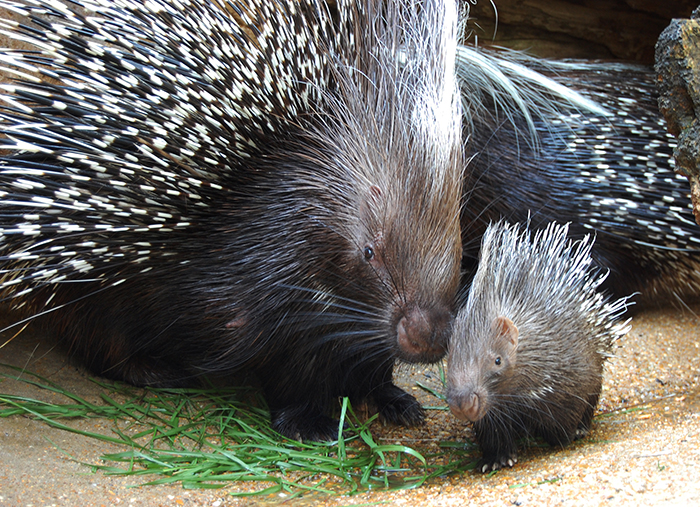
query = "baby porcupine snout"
xmin=447 ymin=389 xmax=486 ymax=422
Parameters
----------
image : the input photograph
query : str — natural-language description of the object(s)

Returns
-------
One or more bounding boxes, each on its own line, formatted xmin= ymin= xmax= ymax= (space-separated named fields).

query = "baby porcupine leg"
xmin=533 ymin=401 xmax=597 ymax=451
xmin=575 ymin=392 xmax=601 ymax=440
xmin=474 ymin=420 xmax=519 ymax=472
xmin=537 ymin=390 xmax=602 ymax=448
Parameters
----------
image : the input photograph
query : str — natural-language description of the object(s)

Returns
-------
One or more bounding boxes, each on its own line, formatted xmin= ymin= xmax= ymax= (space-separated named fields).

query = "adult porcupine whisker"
xmin=278 ymin=279 xmax=398 ymax=329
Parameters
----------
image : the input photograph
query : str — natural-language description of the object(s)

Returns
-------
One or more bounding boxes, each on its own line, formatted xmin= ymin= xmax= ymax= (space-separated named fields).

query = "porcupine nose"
xmin=396 ymin=305 xmax=451 ymax=362
xmin=448 ymin=392 xmax=482 ymax=422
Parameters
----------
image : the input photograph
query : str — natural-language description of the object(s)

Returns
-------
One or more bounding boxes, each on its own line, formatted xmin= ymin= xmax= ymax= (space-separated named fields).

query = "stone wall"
xmin=465 ymin=0 xmax=697 ymax=62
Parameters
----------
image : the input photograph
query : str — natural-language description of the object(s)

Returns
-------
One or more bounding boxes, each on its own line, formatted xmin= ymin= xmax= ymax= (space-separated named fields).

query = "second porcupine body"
xmin=446 ymin=221 xmax=630 ymax=472
xmin=457 ymin=52 xmax=700 ymax=303
xmin=0 ymin=0 xmax=464 ymax=440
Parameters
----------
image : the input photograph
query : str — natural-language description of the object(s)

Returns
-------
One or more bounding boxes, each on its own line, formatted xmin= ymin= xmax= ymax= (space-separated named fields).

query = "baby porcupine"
xmin=446 ymin=221 xmax=630 ymax=473
xmin=0 ymin=0 xmax=464 ymax=440
xmin=456 ymin=48 xmax=700 ymax=305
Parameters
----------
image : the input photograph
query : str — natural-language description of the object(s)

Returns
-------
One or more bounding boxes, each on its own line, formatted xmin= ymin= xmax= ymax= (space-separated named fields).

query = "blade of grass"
xmin=1 ymin=363 xmax=475 ymax=495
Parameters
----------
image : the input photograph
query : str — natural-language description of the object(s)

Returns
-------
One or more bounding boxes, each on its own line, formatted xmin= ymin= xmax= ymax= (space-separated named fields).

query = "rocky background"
xmin=464 ymin=0 xmax=697 ymax=63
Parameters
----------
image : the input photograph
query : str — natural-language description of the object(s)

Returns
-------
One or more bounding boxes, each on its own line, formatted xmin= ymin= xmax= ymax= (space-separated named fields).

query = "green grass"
xmin=0 ymin=364 xmax=477 ymax=496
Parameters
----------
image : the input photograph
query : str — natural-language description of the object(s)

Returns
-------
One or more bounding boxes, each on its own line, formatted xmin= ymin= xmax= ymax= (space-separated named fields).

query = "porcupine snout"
xmin=447 ymin=386 xmax=486 ymax=422
xmin=396 ymin=304 xmax=452 ymax=362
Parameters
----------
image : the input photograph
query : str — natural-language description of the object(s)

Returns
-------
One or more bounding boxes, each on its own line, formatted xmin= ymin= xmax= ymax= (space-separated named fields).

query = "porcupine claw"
xmin=479 ymin=452 xmax=518 ymax=473
xmin=270 ymin=405 xmax=341 ymax=442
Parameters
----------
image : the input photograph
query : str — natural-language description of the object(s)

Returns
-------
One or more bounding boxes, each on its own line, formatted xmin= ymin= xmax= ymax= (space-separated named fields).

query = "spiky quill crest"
xmin=0 ymin=0 xmax=464 ymax=439
xmin=447 ymin=220 xmax=630 ymax=471
xmin=453 ymin=221 xmax=630 ymax=357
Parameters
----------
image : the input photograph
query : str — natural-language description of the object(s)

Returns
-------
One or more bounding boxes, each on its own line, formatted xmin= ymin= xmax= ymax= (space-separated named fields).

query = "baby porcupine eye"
xmin=495 ymin=357 xmax=502 ymax=366
xmin=363 ymin=245 xmax=375 ymax=261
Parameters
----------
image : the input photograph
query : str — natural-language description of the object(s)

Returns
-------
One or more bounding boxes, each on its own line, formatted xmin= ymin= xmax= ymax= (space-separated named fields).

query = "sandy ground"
xmin=1 ymin=302 xmax=699 ymax=507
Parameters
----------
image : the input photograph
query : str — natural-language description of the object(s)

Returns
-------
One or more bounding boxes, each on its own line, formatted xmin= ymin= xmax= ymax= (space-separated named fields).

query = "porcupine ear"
xmin=494 ymin=316 xmax=519 ymax=351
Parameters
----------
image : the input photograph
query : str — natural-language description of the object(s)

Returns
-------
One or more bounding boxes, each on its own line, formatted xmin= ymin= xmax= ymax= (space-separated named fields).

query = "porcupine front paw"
xmin=478 ymin=447 xmax=519 ymax=473
xmin=371 ymin=383 xmax=425 ymax=427
xmin=270 ymin=405 xmax=341 ymax=442
xmin=475 ymin=423 xmax=519 ymax=473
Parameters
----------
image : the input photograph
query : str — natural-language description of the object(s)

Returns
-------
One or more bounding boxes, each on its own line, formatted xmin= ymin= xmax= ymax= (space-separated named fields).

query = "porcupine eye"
xmin=495 ymin=357 xmax=502 ymax=366
xmin=363 ymin=245 xmax=375 ymax=261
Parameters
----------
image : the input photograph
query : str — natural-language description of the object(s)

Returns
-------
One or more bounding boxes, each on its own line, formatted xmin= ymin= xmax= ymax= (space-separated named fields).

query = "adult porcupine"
xmin=455 ymin=48 xmax=700 ymax=304
xmin=0 ymin=0 xmax=464 ymax=440
xmin=446 ymin=220 xmax=630 ymax=472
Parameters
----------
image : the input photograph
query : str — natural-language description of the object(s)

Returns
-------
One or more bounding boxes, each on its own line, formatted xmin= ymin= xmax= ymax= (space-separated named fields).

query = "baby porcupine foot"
xmin=573 ymin=393 xmax=599 ymax=440
xmin=478 ymin=451 xmax=519 ymax=473
xmin=574 ymin=425 xmax=591 ymax=441
xmin=475 ymin=423 xmax=519 ymax=472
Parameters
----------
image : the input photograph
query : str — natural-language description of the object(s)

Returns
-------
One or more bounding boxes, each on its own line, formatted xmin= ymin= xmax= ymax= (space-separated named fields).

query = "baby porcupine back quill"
xmin=0 ymin=0 xmax=464 ymax=440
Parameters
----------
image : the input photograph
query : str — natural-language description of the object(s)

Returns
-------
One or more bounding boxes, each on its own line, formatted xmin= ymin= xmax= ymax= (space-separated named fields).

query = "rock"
xmin=465 ymin=0 xmax=696 ymax=63
xmin=655 ymin=7 xmax=700 ymax=225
